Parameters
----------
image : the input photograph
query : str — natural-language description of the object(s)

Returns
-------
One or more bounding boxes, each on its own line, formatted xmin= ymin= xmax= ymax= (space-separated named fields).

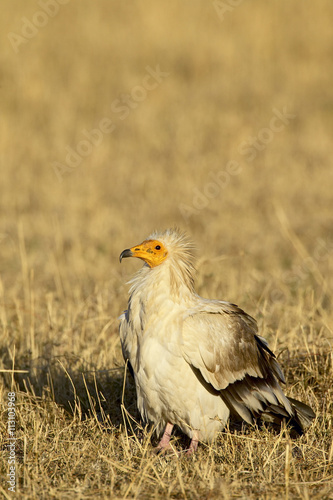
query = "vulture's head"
xmin=119 ymin=229 xmax=196 ymax=290
xmin=119 ymin=237 xmax=168 ymax=268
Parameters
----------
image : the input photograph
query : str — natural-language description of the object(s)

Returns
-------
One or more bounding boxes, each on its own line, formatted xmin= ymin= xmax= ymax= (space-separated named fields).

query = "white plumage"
xmin=119 ymin=229 xmax=314 ymax=454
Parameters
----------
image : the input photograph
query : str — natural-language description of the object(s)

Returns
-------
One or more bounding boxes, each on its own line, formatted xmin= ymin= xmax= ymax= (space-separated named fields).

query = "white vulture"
xmin=119 ymin=228 xmax=315 ymax=454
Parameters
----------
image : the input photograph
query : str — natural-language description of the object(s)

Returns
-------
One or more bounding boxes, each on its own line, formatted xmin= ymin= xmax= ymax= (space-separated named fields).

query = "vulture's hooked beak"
xmin=119 ymin=248 xmax=133 ymax=263
xmin=119 ymin=239 xmax=167 ymax=267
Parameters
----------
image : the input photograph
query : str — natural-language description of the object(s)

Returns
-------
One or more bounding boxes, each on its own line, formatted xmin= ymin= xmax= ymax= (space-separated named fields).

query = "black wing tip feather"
xmin=126 ymin=360 xmax=135 ymax=379
xmin=287 ymin=397 xmax=316 ymax=433
xmin=254 ymin=335 xmax=286 ymax=384
xmin=254 ymin=335 xmax=276 ymax=358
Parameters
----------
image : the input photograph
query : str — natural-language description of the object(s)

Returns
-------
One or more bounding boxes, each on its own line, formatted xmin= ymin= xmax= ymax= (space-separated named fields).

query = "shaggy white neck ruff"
xmin=129 ymin=257 xmax=193 ymax=303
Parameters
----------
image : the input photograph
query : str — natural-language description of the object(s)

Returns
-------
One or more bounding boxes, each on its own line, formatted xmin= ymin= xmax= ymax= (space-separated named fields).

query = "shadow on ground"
xmin=1 ymin=348 xmax=139 ymax=430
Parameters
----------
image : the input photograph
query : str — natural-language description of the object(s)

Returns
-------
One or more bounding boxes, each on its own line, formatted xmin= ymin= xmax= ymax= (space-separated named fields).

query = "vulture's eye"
xmin=155 ymin=245 xmax=161 ymax=250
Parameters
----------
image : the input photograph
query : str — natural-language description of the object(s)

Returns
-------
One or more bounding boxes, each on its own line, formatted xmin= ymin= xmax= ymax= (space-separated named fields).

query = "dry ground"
xmin=1 ymin=1 xmax=333 ymax=498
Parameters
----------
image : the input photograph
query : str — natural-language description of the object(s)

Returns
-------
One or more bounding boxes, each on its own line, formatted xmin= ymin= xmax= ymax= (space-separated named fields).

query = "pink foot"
xmin=154 ymin=423 xmax=175 ymax=454
xmin=186 ymin=431 xmax=199 ymax=456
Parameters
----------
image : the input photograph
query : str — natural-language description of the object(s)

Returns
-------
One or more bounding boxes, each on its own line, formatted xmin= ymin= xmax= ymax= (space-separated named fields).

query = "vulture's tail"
xmin=256 ymin=396 xmax=315 ymax=435
xmin=221 ymin=374 xmax=315 ymax=435
xmin=287 ymin=397 xmax=316 ymax=434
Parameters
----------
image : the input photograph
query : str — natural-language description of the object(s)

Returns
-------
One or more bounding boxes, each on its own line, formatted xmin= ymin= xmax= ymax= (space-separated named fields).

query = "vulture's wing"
xmin=181 ymin=302 xmax=284 ymax=389
xmin=119 ymin=310 xmax=135 ymax=379
xmin=180 ymin=302 xmax=302 ymax=427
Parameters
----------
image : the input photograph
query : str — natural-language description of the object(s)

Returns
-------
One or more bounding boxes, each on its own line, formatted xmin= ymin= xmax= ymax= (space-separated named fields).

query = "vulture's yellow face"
xmin=120 ymin=239 xmax=168 ymax=268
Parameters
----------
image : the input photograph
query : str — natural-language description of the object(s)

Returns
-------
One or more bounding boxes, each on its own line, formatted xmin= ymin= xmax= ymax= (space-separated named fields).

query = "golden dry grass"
xmin=1 ymin=1 xmax=333 ymax=498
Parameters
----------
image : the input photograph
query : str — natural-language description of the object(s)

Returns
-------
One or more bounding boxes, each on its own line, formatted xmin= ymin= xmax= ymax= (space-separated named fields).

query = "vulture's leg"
xmin=186 ymin=430 xmax=199 ymax=455
xmin=155 ymin=422 xmax=174 ymax=452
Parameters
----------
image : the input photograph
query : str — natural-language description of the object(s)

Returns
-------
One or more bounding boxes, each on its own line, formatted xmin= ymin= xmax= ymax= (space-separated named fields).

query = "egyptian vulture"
xmin=119 ymin=229 xmax=315 ymax=454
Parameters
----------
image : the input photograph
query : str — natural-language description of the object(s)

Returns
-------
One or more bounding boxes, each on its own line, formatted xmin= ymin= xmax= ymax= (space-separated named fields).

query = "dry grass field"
xmin=1 ymin=1 xmax=333 ymax=498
